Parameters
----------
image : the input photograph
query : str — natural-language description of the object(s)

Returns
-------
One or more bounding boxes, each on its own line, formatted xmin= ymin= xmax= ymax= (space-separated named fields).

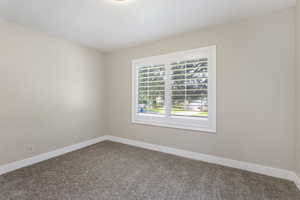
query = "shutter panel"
xmin=138 ymin=64 xmax=166 ymax=115
xmin=170 ymin=58 xmax=208 ymax=118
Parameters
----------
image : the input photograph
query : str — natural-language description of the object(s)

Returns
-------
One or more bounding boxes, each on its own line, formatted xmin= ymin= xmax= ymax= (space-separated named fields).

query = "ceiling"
xmin=0 ymin=0 xmax=295 ymax=52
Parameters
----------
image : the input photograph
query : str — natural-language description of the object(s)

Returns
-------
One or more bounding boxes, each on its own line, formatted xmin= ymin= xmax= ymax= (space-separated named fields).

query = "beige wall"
xmin=105 ymin=8 xmax=296 ymax=171
xmin=296 ymin=0 xmax=300 ymax=177
xmin=0 ymin=7 xmax=297 ymax=173
xmin=0 ymin=19 xmax=107 ymax=165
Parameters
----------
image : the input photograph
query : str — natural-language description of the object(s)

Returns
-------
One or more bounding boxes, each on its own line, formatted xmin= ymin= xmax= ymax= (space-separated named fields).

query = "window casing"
xmin=132 ymin=46 xmax=216 ymax=133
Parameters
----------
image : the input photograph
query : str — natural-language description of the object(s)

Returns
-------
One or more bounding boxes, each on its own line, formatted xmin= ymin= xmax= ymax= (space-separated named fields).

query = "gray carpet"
xmin=0 ymin=141 xmax=299 ymax=200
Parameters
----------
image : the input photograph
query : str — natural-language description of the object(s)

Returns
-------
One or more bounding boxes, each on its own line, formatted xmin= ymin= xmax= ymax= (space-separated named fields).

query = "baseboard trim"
xmin=0 ymin=135 xmax=108 ymax=175
xmin=0 ymin=134 xmax=299 ymax=191
xmin=107 ymin=136 xmax=296 ymax=183
xmin=293 ymin=173 xmax=300 ymax=191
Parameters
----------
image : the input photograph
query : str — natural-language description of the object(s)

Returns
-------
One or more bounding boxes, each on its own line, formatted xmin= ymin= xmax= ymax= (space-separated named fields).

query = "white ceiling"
xmin=0 ymin=0 xmax=295 ymax=52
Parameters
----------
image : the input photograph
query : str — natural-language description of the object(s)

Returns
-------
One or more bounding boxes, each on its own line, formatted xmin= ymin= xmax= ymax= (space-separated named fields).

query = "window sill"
xmin=132 ymin=119 xmax=216 ymax=133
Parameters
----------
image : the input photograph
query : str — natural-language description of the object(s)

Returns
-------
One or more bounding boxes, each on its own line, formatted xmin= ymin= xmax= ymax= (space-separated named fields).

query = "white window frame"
xmin=132 ymin=46 xmax=216 ymax=133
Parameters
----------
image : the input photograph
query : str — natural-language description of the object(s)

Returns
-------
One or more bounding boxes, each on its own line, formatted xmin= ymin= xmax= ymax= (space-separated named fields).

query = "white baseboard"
xmin=0 ymin=134 xmax=299 ymax=191
xmin=0 ymin=135 xmax=108 ymax=175
xmin=107 ymin=136 xmax=296 ymax=183
xmin=293 ymin=173 xmax=300 ymax=191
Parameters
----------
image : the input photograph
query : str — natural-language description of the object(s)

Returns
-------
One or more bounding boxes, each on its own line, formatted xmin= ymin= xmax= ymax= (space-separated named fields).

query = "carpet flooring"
xmin=0 ymin=141 xmax=299 ymax=200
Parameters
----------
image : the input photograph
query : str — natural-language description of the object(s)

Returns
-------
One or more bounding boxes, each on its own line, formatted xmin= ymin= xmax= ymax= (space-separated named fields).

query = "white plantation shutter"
xmin=132 ymin=46 xmax=216 ymax=132
xmin=170 ymin=58 xmax=208 ymax=118
xmin=138 ymin=65 xmax=165 ymax=115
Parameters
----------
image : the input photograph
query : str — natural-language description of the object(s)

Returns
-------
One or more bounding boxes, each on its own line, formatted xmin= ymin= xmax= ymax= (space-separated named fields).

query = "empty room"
xmin=0 ymin=0 xmax=300 ymax=199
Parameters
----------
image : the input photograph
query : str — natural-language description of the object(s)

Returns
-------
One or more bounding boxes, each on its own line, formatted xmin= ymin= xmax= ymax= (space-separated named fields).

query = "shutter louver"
xmin=170 ymin=58 xmax=208 ymax=118
xmin=138 ymin=64 xmax=166 ymax=115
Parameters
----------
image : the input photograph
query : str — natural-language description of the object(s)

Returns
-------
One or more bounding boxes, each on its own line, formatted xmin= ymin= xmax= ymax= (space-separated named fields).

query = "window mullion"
xmin=165 ymin=63 xmax=172 ymax=117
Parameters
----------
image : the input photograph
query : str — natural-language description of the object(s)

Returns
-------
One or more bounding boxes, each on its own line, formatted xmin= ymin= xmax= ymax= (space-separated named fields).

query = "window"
xmin=132 ymin=46 xmax=216 ymax=132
